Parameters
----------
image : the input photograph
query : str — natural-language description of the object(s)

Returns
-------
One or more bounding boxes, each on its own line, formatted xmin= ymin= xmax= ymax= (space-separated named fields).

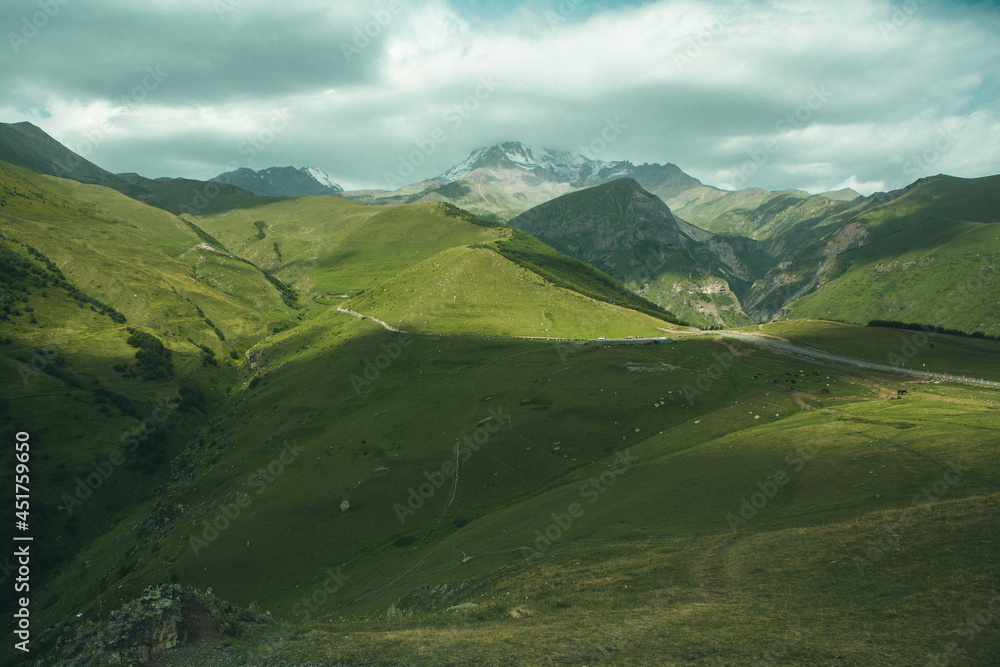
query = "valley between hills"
xmin=1 ymin=123 xmax=999 ymax=666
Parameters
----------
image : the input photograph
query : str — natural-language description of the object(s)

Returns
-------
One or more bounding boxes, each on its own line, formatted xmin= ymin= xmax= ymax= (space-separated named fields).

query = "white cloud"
xmin=1 ymin=0 xmax=997 ymax=194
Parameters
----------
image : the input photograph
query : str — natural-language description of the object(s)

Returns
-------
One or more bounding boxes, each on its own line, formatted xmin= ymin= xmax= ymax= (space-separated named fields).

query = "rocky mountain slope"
xmin=509 ymin=178 xmax=770 ymax=327
xmin=211 ymin=166 xmax=343 ymax=197
xmin=341 ymin=141 xmax=719 ymax=222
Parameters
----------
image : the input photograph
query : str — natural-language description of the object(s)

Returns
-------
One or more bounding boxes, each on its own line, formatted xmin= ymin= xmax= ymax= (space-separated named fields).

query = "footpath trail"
xmin=336 ymin=306 xmax=405 ymax=333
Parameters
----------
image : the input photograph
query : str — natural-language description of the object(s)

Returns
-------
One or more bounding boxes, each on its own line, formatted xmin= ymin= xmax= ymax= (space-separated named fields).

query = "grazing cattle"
xmin=821 ymin=388 xmax=830 ymax=394
xmin=897 ymin=389 xmax=908 ymax=396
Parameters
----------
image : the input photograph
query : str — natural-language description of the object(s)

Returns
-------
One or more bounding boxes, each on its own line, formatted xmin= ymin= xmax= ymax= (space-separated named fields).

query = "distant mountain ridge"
xmin=0 ymin=121 xmax=154 ymax=202
xmin=342 ymin=140 xmax=860 ymax=228
xmin=436 ymin=140 xmax=710 ymax=201
xmin=509 ymin=172 xmax=999 ymax=331
xmin=211 ymin=166 xmax=343 ymax=197
xmin=341 ymin=141 xmax=717 ymax=222
xmin=3 ymin=121 xmax=996 ymax=333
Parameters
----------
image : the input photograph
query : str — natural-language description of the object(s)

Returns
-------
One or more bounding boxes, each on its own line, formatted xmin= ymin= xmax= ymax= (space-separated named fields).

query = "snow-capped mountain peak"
xmin=430 ymin=142 xmax=708 ymax=206
xmin=301 ymin=167 xmax=343 ymax=192
xmin=211 ymin=165 xmax=343 ymax=197
xmin=437 ymin=141 xmax=606 ymax=187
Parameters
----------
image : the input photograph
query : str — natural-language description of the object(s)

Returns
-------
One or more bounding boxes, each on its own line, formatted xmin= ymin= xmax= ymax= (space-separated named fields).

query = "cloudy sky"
xmin=2 ymin=0 xmax=998 ymax=194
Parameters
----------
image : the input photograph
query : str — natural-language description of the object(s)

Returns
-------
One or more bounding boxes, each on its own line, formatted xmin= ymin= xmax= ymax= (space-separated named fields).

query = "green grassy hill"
xmin=0 ymin=233 xmax=234 ymax=604
xmin=781 ymin=175 xmax=1000 ymax=334
xmin=0 ymin=162 xmax=297 ymax=345
xmin=669 ymin=187 xmax=858 ymax=243
xmin=342 ymin=178 xmax=535 ymax=223
xmin=345 ymin=244 xmax=674 ymax=338
xmin=0 ymin=162 xmax=300 ymax=623
xmin=23 ymin=311 xmax=1000 ymax=666
xmin=192 ymin=195 xmax=682 ymax=335
xmin=4 ymin=151 xmax=1000 ymax=666
xmin=193 ymin=196 xmax=499 ymax=298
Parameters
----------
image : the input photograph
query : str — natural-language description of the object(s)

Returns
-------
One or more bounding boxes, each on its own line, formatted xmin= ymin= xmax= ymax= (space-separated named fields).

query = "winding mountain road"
xmin=715 ymin=331 xmax=1000 ymax=388
xmin=333 ymin=304 xmax=998 ymax=389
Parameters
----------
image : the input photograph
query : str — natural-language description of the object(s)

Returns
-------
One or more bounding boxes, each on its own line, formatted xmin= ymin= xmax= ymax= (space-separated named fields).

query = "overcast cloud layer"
xmin=2 ymin=0 xmax=998 ymax=194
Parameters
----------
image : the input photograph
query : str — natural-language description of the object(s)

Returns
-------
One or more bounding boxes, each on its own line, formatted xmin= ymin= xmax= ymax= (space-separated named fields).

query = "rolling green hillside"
xmin=668 ymin=187 xmax=859 ymax=242
xmin=3 ymin=138 xmax=1000 ymax=666
xmin=344 ymin=244 xmax=675 ymax=338
xmin=781 ymin=175 xmax=1000 ymax=334
xmin=0 ymin=232 xmax=234 ymax=606
xmin=343 ymin=178 xmax=535 ymax=223
xmin=509 ymin=173 xmax=999 ymax=335
xmin=0 ymin=162 xmax=296 ymax=347
xmin=192 ymin=196 xmax=499 ymax=298
xmin=24 ymin=310 xmax=1000 ymax=666
xmin=192 ymin=195 xmax=682 ymax=335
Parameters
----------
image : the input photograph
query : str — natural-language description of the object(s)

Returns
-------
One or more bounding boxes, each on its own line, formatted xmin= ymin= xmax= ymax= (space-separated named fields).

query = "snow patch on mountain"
xmin=302 ymin=167 xmax=343 ymax=192
xmin=211 ymin=165 xmax=343 ymax=197
xmin=438 ymin=142 xmax=605 ymax=186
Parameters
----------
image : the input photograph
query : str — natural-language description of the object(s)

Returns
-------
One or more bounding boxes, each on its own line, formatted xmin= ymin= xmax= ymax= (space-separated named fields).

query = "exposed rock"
xmin=43 ymin=585 xmax=274 ymax=666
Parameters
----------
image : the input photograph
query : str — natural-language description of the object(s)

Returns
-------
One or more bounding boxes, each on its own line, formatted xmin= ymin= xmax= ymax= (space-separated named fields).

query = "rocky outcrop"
xmin=43 ymin=585 xmax=273 ymax=666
